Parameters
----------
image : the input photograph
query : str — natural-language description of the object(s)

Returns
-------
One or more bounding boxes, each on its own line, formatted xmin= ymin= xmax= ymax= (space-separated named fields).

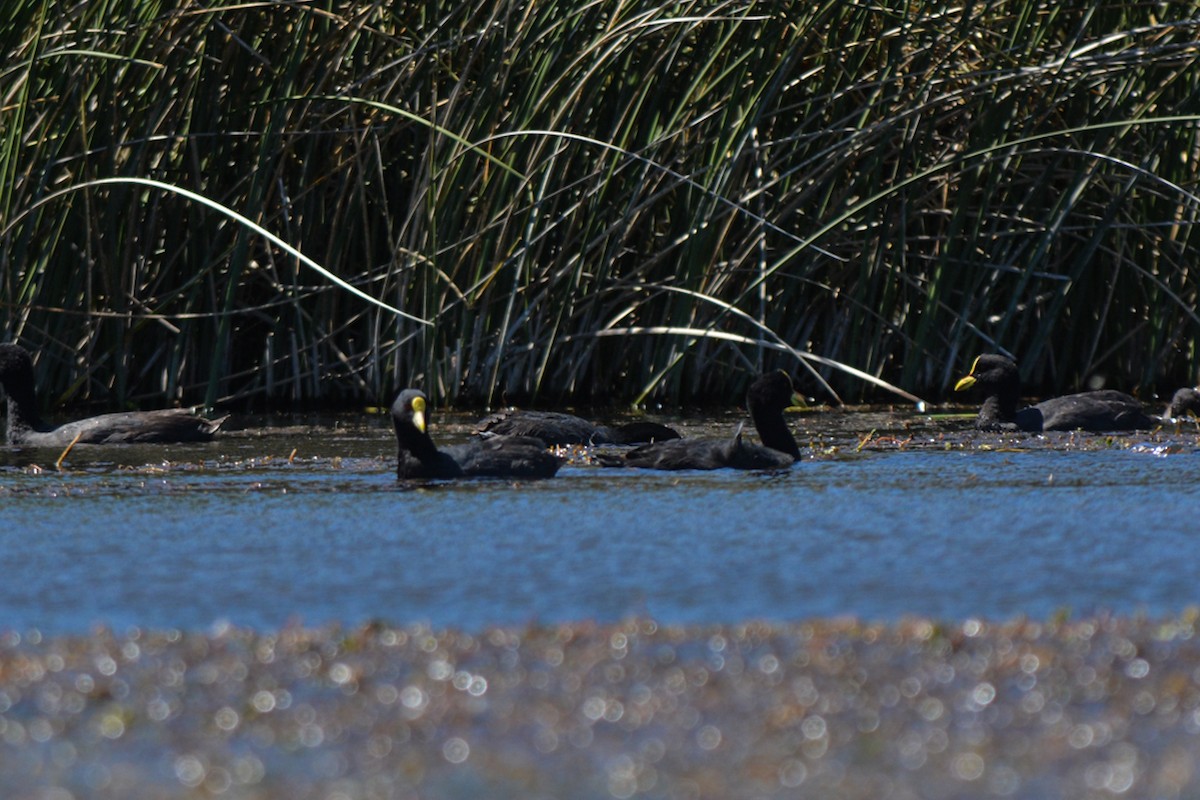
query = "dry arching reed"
xmin=1 ymin=1 xmax=1198 ymax=411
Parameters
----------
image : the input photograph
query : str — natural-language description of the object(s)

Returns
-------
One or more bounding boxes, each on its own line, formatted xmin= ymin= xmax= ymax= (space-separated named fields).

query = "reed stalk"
xmin=1 ymin=0 xmax=1197 ymax=410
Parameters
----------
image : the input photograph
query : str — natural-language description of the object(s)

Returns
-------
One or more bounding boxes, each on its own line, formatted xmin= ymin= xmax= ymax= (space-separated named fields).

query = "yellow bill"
xmin=411 ymin=396 xmax=427 ymax=432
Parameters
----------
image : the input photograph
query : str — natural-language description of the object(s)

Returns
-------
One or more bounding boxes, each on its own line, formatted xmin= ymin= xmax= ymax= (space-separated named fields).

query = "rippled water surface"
xmin=2 ymin=410 xmax=1199 ymax=634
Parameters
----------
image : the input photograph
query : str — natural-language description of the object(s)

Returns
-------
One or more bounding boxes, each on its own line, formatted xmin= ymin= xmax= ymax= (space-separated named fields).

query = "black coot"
xmin=0 ymin=343 xmax=226 ymax=446
xmin=599 ymin=372 xmax=801 ymax=470
xmin=477 ymin=409 xmax=679 ymax=446
xmin=954 ymin=354 xmax=1153 ymax=432
xmin=392 ymin=389 xmax=562 ymax=479
xmin=1164 ymin=387 xmax=1200 ymax=421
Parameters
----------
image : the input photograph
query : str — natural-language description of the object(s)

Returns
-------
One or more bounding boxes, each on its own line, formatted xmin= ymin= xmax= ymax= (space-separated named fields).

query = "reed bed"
xmin=1 ymin=0 xmax=1198 ymax=410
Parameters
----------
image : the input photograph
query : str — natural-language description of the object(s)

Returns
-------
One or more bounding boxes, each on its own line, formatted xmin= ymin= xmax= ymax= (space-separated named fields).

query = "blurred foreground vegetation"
xmin=2 ymin=0 xmax=1199 ymax=411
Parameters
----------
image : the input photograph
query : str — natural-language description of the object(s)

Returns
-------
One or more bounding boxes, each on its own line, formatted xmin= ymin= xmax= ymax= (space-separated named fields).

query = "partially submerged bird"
xmin=391 ymin=388 xmax=562 ymax=479
xmin=0 ymin=343 xmax=226 ymax=446
xmin=598 ymin=371 xmax=801 ymax=470
xmin=1163 ymin=387 xmax=1200 ymax=421
xmin=476 ymin=409 xmax=679 ymax=446
xmin=954 ymin=354 xmax=1154 ymax=432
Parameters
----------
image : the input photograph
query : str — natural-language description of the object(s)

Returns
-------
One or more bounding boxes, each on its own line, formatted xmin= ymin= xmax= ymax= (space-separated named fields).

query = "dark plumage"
xmin=599 ymin=371 xmax=801 ymax=471
xmin=476 ymin=409 xmax=679 ymax=446
xmin=953 ymin=354 xmax=1155 ymax=432
xmin=1164 ymin=388 xmax=1200 ymax=421
xmin=391 ymin=389 xmax=562 ymax=479
xmin=0 ymin=343 xmax=226 ymax=446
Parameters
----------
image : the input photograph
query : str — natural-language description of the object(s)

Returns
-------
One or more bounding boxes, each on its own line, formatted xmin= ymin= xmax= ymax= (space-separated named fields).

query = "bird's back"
xmin=477 ymin=410 xmax=597 ymax=445
xmin=439 ymin=436 xmax=563 ymax=478
xmin=1031 ymin=390 xmax=1154 ymax=432
xmin=12 ymin=408 xmax=225 ymax=446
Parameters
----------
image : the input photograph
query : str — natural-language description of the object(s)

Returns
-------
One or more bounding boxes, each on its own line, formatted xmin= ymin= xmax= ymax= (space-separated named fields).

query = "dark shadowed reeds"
xmin=1 ymin=1 xmax=1198 ymax=411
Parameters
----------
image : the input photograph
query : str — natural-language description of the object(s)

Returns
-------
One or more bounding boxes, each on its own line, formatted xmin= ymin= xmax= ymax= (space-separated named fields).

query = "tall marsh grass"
xmin=2 ymin=0 xmax=1199 ymax=410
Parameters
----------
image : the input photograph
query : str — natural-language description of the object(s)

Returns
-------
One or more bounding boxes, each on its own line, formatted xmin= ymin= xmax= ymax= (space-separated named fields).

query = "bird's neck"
xmin=5 ymin=391 xmax=49 ymax=435
xmin=978 ymin=391 xmax=1019 ymax=424
xmin=396 ymin=425 xmax=441 ymax=464
xmin=751 ymin=406 xmax=800 ymax=459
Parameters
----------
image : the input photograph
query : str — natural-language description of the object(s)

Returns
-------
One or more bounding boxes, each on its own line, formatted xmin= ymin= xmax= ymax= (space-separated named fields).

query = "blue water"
xmin=1 ymin=445 xmax=1198 ymax=633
